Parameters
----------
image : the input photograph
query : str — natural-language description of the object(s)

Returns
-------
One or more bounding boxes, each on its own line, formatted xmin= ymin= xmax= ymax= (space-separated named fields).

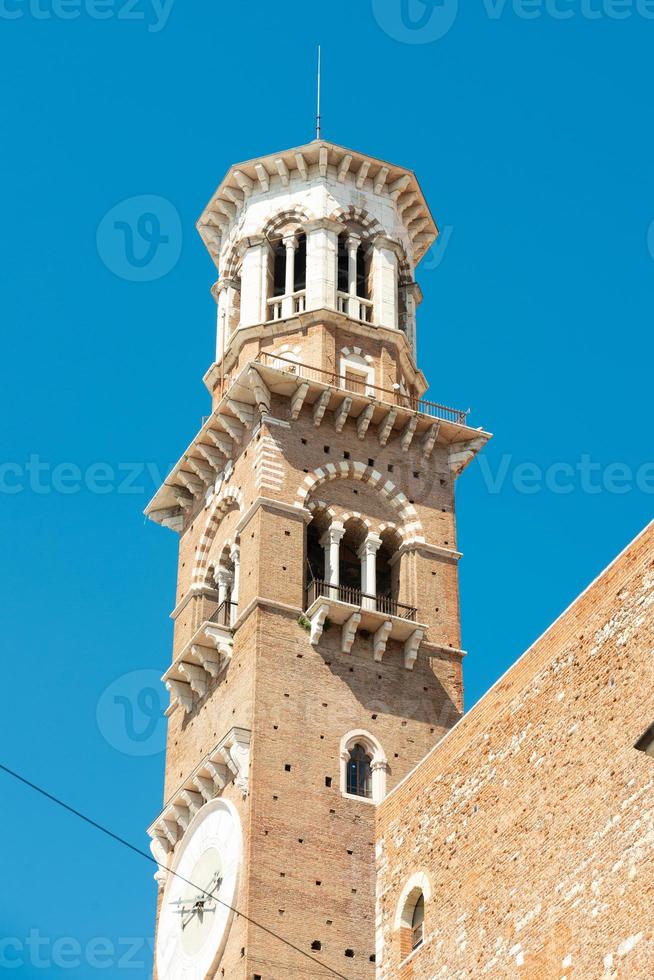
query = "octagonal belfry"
xmin=145 ymin=137 xmax=490 ymax=980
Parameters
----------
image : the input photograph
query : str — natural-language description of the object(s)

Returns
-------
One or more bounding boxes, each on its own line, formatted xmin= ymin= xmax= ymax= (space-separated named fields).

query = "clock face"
xmin=156 ymin=799 xmax=242 ymax=980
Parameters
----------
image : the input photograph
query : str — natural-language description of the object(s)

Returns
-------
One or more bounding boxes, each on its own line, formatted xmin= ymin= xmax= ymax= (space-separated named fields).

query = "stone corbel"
xmin=191 ymin=643 xmax=224 ymax=678
xmin=356 ymin=403 xmax=375 ymax=440
xmin=449 ymin=438 xmax=487 ymax=475
xmin=205 ymin=759 xmax=230 ymax=791
xmin=170 ymin=803 xmax=190 ymax=833
xmin=221 ymin=729 xmax=251 ymax=796
xmin=149 ymin=834 xmax=170 ymax=889
xmin=248 ymin=367 xmax=271 ymax=415
xmin=378 ymin=408 xmax=398 ymax=447
xmin=420 ymin=422 xmax=440 ymax=463
xmin=400 ymin=416 xmax=418 ymax=452
xmin=180 ymin=790 xmax=203 ymax=817
xmin=165 ymin=679 xmax=193 ymax=717
xmin=291 ymin=381 xmax=310 ymax=420
xmin=313 ymin=389 xmax=331 ymax=427
xmin=334 ymin=397 xmax=352 ymax=433
xmin=373 ymin=621 xmax=393 ymax=662
xmin=404 ymin=629 xmax=425 ymax=671
xmin=192 ymin=774 xmax=216 ymax=803
xmin=178 ymin=662 xmax=208 ymax=698
xmin=226 ymin=399 xmax=255 ymax=427
xmin=309 ymin=603 xmax=331 ymax=645
xmin=341 ymin=611 xmax=361 ymax=655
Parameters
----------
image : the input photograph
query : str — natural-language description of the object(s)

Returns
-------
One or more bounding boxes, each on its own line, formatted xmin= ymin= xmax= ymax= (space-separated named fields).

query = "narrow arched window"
xmin=411 ymin=893 xmax=424 ymax=950
xmin=346 ymin=743 xmax=372 ymax=798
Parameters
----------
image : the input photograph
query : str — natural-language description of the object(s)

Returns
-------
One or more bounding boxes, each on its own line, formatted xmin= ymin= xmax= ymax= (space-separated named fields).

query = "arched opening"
xmin=268 ymin=230 xmax=307 ymax=320
xmin=336 ymin=229 xmax=373 ymax=322
xmin=340 ymin=730 xmax=388 ymax=803
xmin=346 ymin=743 xmax=373 ymax=798
xmin=377 ymin=528 xmax=402 ymax=616
xmin=339 ymin=518 xmax=368 ymax=602
xmin=394 ymin=874 xmax=431 ymax=962
xmin=212 ymin=545 xmax=235 ymax=626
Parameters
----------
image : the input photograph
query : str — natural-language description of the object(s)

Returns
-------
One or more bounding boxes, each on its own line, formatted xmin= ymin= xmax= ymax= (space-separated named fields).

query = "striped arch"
xmin=262 ymin=205 xmax=314 ymax=239
xmin=328 ymin=206 xmax=384 ymax=242
xmin=339 ymin=511 xmax=372 ymax=531
xmin=192 ymin=484 xmax=245 ymax=587
xmin=307 ymin=499 xmax=338 ymax=522
xmin=294 ymin=462 xmax=425 ymax=545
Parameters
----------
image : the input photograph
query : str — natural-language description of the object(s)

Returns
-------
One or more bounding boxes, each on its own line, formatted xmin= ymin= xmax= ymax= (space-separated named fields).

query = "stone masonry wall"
xmin=376 ymin=521 xmax=654 ymax=979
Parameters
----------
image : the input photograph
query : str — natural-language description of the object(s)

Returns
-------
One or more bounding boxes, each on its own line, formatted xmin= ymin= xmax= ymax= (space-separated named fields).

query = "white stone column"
xmin=372 ymin=236 xmax=400 ymax=330
xmin=347 ymin=233 xmax=361 ymax=320
xmin=214 ymin=566 xmax=232 ymax=609
xmin=214 ymin=278 xmax=240 ymax=361
xmin=305 ymin=218 xmax=342 ymax=311
xmin=371 ymin=758 xmax=387 ymax=802
xmin=229 ymin=544 xmax=240 ymax=625
xmin=358 ymin=534 xmax=382 ymax=610
xmin=239 ymin=236 xmax=273 ymax=327
xmin=282 ymin=235 xmax=297 ymax=318
xmin=320 ymin=522 xmax=345 ymax=598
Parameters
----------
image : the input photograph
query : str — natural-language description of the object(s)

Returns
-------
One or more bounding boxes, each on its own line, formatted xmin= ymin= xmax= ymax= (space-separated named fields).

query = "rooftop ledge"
xmin=144 ymin=354 xmax=491 ymax=528
xmin=304 ymin=581 xmax=427 ymax=670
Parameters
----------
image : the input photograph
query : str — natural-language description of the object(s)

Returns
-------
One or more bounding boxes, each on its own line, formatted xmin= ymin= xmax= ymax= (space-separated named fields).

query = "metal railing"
xmin=259 ymin=352 xmax=469 ymax=424
xmin=306 ymin=579 xmax=417 ymax=622
xmin=208 ymin=600 xmax=238 ymax=627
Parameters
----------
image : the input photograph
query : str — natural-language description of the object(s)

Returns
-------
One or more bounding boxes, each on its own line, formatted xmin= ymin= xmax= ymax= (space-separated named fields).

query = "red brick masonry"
xmin=377 ymin=521 xmax=654 ymax=979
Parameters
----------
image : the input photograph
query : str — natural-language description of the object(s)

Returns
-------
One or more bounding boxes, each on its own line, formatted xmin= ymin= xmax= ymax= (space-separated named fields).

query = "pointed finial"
xmin=316 ymin=45 xmax=322 ymax=140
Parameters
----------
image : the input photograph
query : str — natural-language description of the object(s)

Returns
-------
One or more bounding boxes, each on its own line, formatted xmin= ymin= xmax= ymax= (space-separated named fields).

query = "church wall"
xmin=376 ymin=521 xmax=654 ymax=978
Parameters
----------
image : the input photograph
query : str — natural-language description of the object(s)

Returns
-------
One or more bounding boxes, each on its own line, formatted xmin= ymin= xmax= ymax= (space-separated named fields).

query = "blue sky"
xmin=1 ymin=0 xmax=653 ymax=975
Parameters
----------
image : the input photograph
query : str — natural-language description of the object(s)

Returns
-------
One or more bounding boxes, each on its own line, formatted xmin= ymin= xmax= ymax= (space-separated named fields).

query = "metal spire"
xmin=316 ymin=45 xmax=321 ymax=140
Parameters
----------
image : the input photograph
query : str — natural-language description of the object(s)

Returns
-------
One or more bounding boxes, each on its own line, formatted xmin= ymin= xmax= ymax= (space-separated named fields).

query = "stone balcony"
xmin=147 ymin=726 xmax=251 ymax=883
xmin=304 ymin=580 xmax=426 ymax=670
xmin=162 ymin=601 xmax=236 ymax=716
xmin=145 ymin=353 xmax=490 ymax=531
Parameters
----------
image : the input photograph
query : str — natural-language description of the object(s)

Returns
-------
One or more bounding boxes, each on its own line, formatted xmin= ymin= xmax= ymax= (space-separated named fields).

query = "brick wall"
xmin=376 ymin=521 xmax=654 ymax=978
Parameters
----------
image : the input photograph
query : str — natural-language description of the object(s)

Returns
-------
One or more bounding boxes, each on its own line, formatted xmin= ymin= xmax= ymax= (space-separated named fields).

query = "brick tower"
xmin=146 ymin=140 xmax=489 ymax=980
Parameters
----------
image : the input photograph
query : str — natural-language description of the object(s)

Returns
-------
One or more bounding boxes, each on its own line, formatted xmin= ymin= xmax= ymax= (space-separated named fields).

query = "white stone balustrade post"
xmin=320 ymin=522 xmax=345 ymax=598
xmin=282 ymin=235 xmax=297 ymax=318
xmin=305 ymin=218 xmax=342 ymax=311
xmin=358 ymin=534 xmax=382 ymax=611
xmin=372 ymin=236 xmax=400 ymax=330
xmin=347 ymin=233 xmax=361 ymax=321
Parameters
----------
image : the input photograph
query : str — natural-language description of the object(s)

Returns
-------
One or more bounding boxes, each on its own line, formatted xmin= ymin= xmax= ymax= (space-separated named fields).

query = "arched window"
xmin=267 ymin=231 xmax=307 ymax=320
xmin=394 ymin=872 xmax=432 ymax=962
xmin=346 ymin=743 xmax=372 ymax=798
xmin=340 ymin=731 xmax=387 ymax=803
xmin=336 ymin=229 xmax=373 ymax=322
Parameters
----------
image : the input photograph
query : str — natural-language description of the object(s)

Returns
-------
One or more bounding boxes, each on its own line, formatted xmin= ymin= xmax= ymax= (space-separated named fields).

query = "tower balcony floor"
xmin=145 ymin=354 xmax=491 ymax=529
xmin=304 ymin=579 xmax=426 ymax=669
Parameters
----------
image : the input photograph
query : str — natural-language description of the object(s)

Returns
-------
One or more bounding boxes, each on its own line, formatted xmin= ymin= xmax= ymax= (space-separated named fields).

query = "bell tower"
xmin=146 ymin=140 xmax=490 ymax=980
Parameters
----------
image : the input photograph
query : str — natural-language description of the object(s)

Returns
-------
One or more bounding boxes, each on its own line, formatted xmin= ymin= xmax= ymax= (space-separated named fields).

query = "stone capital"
xmin=320 ymin=522 xmax=346 ymax=548
xmin=357 ymin=533 xmax=383 ymax=559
